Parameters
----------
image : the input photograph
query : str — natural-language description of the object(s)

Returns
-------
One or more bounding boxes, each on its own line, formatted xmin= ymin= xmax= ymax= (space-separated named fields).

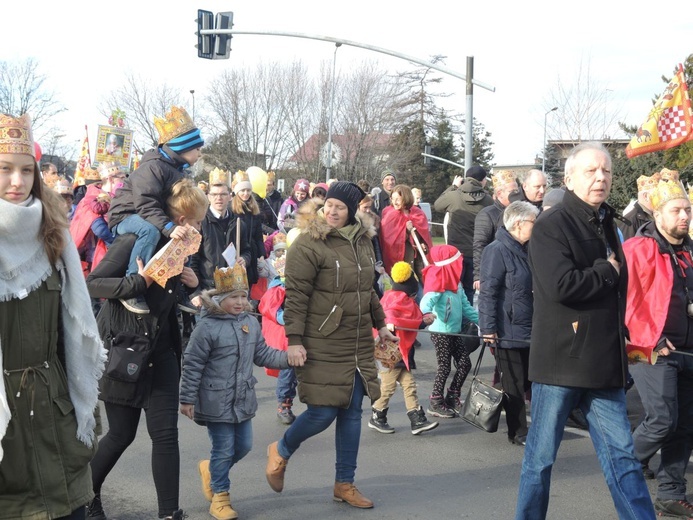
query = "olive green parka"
xmin=284 ymin=204 xmax=386 ymax=407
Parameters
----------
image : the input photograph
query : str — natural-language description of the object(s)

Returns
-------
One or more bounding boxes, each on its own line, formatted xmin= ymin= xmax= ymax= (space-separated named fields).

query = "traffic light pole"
xmin=198 ymin=27 xmax=495 ymax=172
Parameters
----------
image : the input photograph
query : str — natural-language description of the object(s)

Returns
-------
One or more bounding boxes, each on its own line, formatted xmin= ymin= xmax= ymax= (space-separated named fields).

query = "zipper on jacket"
xmin=318 ymin=305 xmax=338 ymax=331
xmin=335 ymin=260 xmax=341 ymax=288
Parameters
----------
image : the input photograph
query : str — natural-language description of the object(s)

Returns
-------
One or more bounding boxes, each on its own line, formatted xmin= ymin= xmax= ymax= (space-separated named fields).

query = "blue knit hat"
xmin=166 ymin=128 xmax=204 ymax=154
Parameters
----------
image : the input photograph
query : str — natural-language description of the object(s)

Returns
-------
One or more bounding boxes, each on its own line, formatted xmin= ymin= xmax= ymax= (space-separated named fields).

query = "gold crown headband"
xmin=650 ymin=180 xmax=688 ymax=211
xmin=209 ymin=167 xmax=230 ymax=187
xmin=153 ymin=106 xmax=196 ymax=145
xmin=0 ymin=113 xmax=35 ymax=157
xmin=213 ymin=265 xmax=248 ymax=295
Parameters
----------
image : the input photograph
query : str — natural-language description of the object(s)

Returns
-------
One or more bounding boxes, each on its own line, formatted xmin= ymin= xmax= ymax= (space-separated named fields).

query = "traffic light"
xmin=196 ymin=9 xmax=214 ymax=60
xmin=214 ymin=11 xmax=233 ymax=59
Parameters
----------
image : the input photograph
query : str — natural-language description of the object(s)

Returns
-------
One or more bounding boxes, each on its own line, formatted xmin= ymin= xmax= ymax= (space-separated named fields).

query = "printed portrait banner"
xmin=95 ymin=125 xmax=134 ymax=169
xmin=626 ymin=64 xmax=693 ymax=159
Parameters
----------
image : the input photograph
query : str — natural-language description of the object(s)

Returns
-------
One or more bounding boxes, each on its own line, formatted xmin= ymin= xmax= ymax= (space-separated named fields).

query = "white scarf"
xmin=0 ymin=197 xmax=107 ymax=462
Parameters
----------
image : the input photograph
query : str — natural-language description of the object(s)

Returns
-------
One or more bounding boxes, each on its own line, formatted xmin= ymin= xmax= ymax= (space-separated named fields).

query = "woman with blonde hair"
xmin=86 ymin=178 xmax=207 ymax=520
xmin=0 ymin=112 xmax=106 ymax=520
xmin=231 ymin=170 xmax=266 ymax=288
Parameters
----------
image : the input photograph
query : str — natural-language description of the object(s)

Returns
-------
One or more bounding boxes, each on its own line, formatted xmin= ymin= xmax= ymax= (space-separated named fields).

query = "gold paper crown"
xmin=197 ymin=180 xmax=209 ymax=193
xmin=0 ymin=113 xmax=35 ymax=157
xmin=213 ymin=265 xmax=249 ymax=295
xmin=492 ymin=169 xmax=517 ymax=190
xmin=83 ymin=166 xmax=102 ymax=184
xmin=42 ymin=170 xmax=61 ymax=189
xmin=660 ymin=168 xmax=680 ymax=183
xmin=153 ymin=106 xmax=196 ymax=145
xmin=98 ymin=161 xmax=121 ymax=179
xmin=273 ymin=232 xmax=287 ymax=249
xmin=54 ymin=178 xmax=72 ymax=195
xmin=267 ymin=170 xmax=276 ymax=182
xmin=650 ymin=180 xmax=688 ymax=211
xmin=232 ymin=170 xmax=251 ymax=190
xmin=688 ymin=185 xmax=693 ymax=204
xmin=209 ymin=167 xmax=230 ymax=186
xmin=637 ymin=172 xmax=661 ymax=192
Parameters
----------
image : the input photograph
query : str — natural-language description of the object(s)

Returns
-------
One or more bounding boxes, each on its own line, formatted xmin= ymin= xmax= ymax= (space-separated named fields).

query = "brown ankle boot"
xmin=198 ymin=459 xmax=213 ymax=502
xmin=266 ymin=441 xmax=288 ymax=493
xmin=209 ymin=492 xmax=238 ymax=520
xmin=333 ymin=481 xmax=374 ymax=509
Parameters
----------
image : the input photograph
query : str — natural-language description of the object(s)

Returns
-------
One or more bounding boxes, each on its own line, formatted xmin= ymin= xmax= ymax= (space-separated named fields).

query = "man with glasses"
xmin=515 ymin=142 xmax=655 ymax=520
xmin=190 ymin=168 xmax=246 ymax=308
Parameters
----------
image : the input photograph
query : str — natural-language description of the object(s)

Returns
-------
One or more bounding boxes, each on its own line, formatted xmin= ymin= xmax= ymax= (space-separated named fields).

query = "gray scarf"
xmin=0 ymin=197 xmax=106 ymax=461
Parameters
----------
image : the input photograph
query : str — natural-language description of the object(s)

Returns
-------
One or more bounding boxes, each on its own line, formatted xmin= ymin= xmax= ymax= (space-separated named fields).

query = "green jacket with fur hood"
xmin=284 ymin=203 xmax=386 ymax=407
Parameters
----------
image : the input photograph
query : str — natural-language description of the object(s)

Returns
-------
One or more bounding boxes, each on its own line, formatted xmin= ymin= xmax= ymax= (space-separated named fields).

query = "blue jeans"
xmin=206 ymin=420 xmax=253 ymax=494
xmin=631 ymin=352 xmax=693 ymax=500
xmin=515 ymin=383 xmax=654 ymax=520
xmin=275 ymin=368 xmax=297 ymax=402
xmin=278 ymin=375 xmax=365 ymax=483
xmin=114 ymin=214 xmax=161 ymax=276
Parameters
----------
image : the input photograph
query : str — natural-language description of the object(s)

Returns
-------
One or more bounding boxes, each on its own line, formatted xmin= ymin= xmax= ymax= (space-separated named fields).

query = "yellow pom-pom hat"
xmin=390 ymin=261 xmax=419 ymax=296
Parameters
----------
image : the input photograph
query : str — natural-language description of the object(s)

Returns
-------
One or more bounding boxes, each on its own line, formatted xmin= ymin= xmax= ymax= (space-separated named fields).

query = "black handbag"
xmin=461 ymin=342 xmax=504 ymax=433
xmin=105 ymin=332 xmax=153 ymax=383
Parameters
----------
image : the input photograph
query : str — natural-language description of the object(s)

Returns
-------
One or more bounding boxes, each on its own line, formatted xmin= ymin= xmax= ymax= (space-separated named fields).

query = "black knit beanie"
xmin=325 ymin=181 xmax=365 ymax=223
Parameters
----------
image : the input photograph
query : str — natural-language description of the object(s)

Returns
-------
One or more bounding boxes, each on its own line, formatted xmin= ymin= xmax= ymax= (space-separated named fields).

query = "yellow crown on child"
xmin=154 ymin=106 xmax=196 ymax=145
xmin=267 ymin=170 xmax=276 ymax=182
xmin=273 ymin=232 xmax=287 ymax=250
xmin=492 ymin=169 xmax=517 ymax=190
xmin=232 ymin=170 xmax=252 ymax=191
xmin=209 ymin=167 xmax=230 ymax=187
xmin=650 ymin=180 xmax=688 ymax=211
xmin=98 ymin=161 xmax=121 ymax=179
xmin=83 ymin=166 xmax=102 ymax=184
xmin=214 ymin=265 xmax=248 ymax=295
xmin=637 ymin=172 xmax=661 ymax=193
xmin=54 ymin=178 xmax=72 ymax=195
xmin=0 ymin=113 xmax=35 ymax=157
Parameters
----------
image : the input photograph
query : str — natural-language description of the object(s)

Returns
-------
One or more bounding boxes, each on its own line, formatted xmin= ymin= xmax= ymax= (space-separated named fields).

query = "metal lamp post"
xmin=325 ymin=42 xmax=341 ymax=182
xmin=190 ymin=90 xmax=196 ymax=120
xmin=542 ymin=106 xmax=558 ymax=174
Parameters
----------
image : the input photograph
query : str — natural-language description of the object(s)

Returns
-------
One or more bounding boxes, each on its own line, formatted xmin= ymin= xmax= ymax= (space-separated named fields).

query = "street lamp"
xmin=325 ymin=42 xmax=342 ymax=182
xmin=542 ymin=106 xmax=558 ymax=174
xmin=190 ymin=90 xmax=196 ymax=120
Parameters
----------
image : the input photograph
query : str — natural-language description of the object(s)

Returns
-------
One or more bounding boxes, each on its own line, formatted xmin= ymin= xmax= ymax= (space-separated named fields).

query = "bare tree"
xmin=544 ymin=57 xmax=626 ymax=145
xmin=99 ymin=73 xmax=183 ymax=153
xmin=0 ymin=58 xmax=65 ymax=139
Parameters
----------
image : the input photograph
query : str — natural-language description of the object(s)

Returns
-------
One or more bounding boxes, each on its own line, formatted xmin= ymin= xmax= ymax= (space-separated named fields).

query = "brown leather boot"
xmin=209 ymin=492 xmax=238 ymax=520
xmin=266 ymin=441 xmax=288 ymax=493
xmin=198 ymin=459 xmax=213 ymax=502
xmin=333 ymin=482 xmax=374 ymax=509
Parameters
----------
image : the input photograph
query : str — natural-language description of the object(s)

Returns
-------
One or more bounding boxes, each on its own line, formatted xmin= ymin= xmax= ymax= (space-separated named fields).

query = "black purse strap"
xmin=471 ymin=341 xmax=488 ymax=378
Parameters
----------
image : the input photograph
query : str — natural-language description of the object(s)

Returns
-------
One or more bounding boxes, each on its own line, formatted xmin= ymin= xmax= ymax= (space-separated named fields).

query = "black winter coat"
xmin=87 ymin=234 xmax=182 ymax=407
xmin=231 ymin=210 xmax=266 ymax=286
xmin=527 ymin=189 xmax=628 ymax=389
xmin=190 ymin=209 xmax=234 ymax=296
xmin=107 ymin=146 xmax=188 ymax=237
xmin=254 ymin=190 xmax=284 ymax=231
xmin=618 ymin=201 xmax=652 ymax=241
xmin=473 ymin=199 xmax=505 ymax=281
xmin=478 ymin=227 xmax=533 ymax=348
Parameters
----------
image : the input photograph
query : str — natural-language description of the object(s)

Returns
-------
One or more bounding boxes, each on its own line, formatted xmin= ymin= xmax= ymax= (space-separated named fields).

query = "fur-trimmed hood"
xmin=292 ymin=199 xmax=377 ymax=241
xmin=198 ymin=289 xmax=252 ymax=316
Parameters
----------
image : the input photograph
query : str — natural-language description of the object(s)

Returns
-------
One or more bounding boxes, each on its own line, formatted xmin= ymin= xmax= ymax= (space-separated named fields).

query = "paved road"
xmin=96 ymin=331 xmax=670 ymax=520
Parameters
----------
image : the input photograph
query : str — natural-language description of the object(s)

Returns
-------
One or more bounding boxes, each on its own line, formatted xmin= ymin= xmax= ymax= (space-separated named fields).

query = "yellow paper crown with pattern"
xmin=0 ymin=113 xmax=35 ymax=157
xmin=83 ymin=166 xmax=102 ymax=184
xmin=98 ymin=161 xmax=121 ymax=179
xmin=232 ymin=170 xmax=251 ymax=190
xmin=209 ymin=167 xmax=229 ymax=187
xmin=636 ymin=172 xmax=661 ymax=192
xmin=54 ymin=178 xmax=72 ymax=195
xmin=214 ymin=265 xmax=249 ymax=295
xmin=267 ymin=170 xmax=276 ymax=182
xmin=272 ymin=232 xmax=287 ymax=249
xmin=688 ymin=185 xmax=693 ymax=204
xmin=153 ymin=106 xmax=196 ymax=145
xmin=492 ymin=169 xmax=517 ymax=190
xmin=660 ymin=168 xmax=680 ymax=183
xmin=650 ymin=180 xmax=688 ymax=211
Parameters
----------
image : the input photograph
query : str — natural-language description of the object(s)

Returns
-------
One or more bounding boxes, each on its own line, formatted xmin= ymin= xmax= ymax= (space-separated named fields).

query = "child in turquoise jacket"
xmin=420 ymin=245 xmax=478 ymax=418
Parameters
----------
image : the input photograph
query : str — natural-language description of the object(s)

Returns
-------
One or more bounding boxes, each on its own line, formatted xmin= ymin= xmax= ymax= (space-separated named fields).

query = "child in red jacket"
xmin=369 ymin=262 xmax=438 ymax=435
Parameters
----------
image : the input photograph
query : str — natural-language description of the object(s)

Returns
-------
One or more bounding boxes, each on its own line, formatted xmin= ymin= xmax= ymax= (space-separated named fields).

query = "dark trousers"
xmin=57 ymin=508 xmax=85 ymax=520
xmin=496 ymin=347 xmax=530 ymax=439
xmin=631 ymin=352 xmax=693 ymax=500
xmin=461 ymin=255 xmax=475 ymax=307
xmin=90 ymin=350 xmax=180 ymax=517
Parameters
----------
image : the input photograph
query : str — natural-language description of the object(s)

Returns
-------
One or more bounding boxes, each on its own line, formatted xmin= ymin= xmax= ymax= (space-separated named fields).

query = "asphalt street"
xmin=95 ymin=331 xmax=672 ymax=520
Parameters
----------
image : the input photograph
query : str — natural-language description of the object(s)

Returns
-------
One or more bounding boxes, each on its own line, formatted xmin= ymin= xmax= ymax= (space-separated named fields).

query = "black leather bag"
xmin=461 ymin=342 xmax=504 ymax=433
xmin=105 ymin=332 xmax=153 ymax=383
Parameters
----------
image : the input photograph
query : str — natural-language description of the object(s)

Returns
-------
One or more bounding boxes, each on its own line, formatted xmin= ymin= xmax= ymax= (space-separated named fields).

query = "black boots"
xmin=408 ymin=406 xmax=439 ymax=435
xmin=368 ymin=407 xmax=395 ymax=434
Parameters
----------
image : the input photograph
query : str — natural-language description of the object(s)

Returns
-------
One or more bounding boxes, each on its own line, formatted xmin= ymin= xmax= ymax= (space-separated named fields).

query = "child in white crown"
xmin=180 ymin=264 xmax=293 ymax=520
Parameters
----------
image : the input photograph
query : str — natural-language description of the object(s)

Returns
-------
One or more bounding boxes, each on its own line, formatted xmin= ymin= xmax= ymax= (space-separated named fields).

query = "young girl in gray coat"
xmin=180 ymin=264 xmax=291 ymax=520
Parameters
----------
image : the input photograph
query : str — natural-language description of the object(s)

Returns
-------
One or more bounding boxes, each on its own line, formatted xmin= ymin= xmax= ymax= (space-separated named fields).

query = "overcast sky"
xmin=3 ymin=0 xmax=691 ymax=166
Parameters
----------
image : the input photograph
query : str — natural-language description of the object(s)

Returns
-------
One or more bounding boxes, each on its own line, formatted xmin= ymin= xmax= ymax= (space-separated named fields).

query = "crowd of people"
xmin=2 ymin=104 xmax=692 ymax=520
